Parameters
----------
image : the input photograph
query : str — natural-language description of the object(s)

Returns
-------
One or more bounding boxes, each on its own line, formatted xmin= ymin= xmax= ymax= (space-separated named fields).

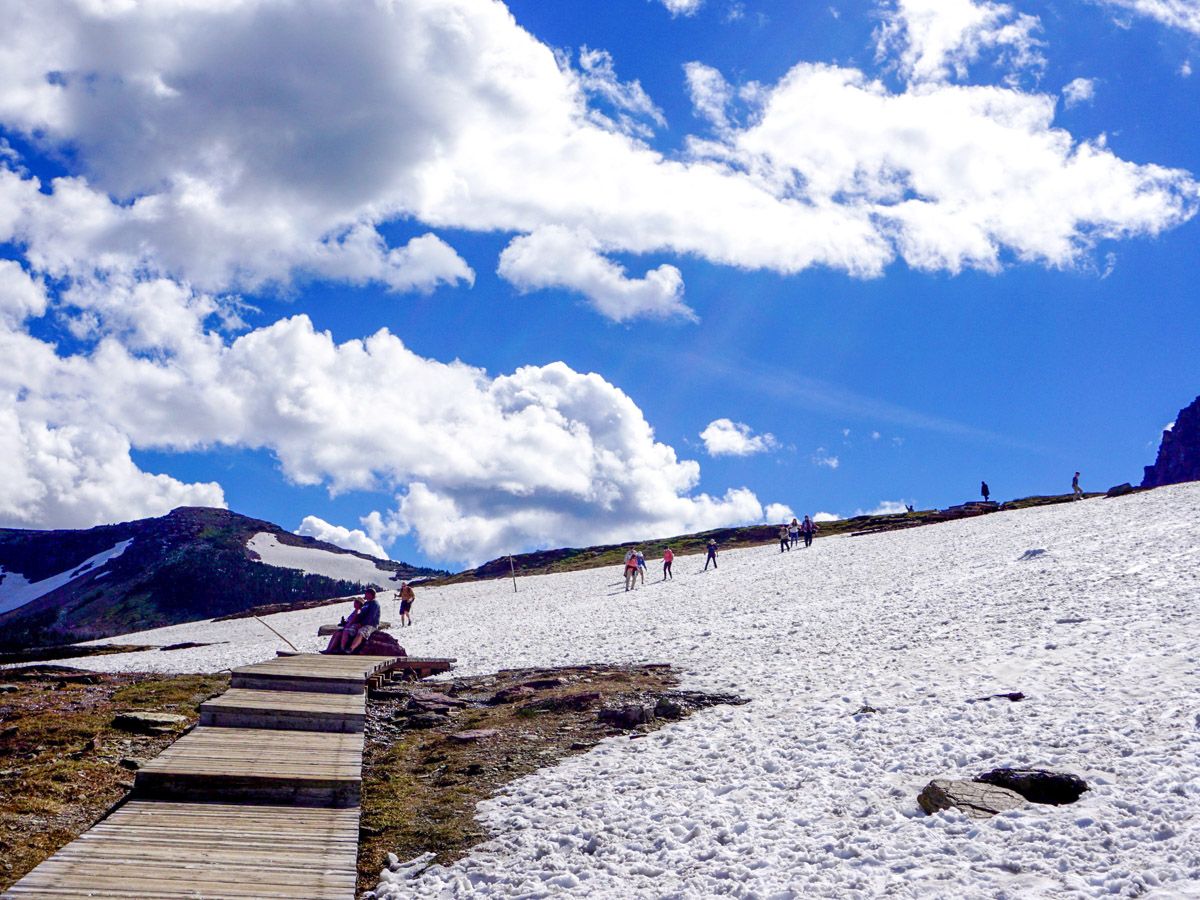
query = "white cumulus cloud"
xmin=764 ymin=502 xmax=795 ymax=522
xmin=1062 ymin=77 xmax=1097 ymax=108
xmin=0 ymin=0 xmax=1188 ymax=308
xmin=876 ymin=0 xmax=1045 ymax=84
xmin=700 ymin=418 xmax=779 ymax=456
xmin=498 ymin=227 xmax=693 ymax=322
xmin=659 ymin=0 xmax=704 ymax=16
xmin=296 ymin=515 xmax=389 ymax=560
xmin=0 ymin=303 xmax=764 ymax=565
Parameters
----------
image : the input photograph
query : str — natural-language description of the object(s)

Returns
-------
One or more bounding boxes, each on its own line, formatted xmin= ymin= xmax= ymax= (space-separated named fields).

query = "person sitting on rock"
xmin=344 ymin=588 xmax=382 ymax=654
xmin=321 ymin=598 xmax=362 ymax=654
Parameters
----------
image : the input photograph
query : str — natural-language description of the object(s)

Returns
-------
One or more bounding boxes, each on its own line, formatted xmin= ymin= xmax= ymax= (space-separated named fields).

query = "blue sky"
xmin=0 ymin=0 xmax=1197 ymax=569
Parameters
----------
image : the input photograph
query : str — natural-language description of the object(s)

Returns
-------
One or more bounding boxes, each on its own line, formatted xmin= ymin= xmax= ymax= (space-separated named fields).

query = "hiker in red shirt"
xmin=662 ymin=547 xmax=674 ymax=580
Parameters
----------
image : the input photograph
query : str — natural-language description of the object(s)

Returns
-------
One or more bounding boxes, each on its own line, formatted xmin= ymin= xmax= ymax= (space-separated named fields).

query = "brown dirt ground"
xmin=0 ymin=669 xmax=228 ymax=889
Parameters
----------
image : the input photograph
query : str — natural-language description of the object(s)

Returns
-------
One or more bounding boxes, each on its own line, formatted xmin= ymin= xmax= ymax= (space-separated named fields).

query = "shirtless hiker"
xmin=398 ymin=581 xmax=416 ymax=626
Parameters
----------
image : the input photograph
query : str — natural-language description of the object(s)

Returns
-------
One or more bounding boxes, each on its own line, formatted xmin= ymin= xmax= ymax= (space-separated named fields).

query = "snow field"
xmin=0 ymin=538 xmax=133 ymax=615
xmin=246 ymin=532 xmax=394 ymax=585
xmin=53 ymin=484 xmax=1200 ymax=897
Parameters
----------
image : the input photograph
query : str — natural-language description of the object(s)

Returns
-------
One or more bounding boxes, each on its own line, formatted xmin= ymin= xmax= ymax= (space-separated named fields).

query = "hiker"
xmin=779 ymin=524 xmax=790 ymax=553
xmin=905 ymin=504 xmax=915 ymax=513
xmin=624 ymin=549 xmax=639 ymax=591
xmin=1072 ymin=471 xmax=1083 ymax=500
xmin=981 ymin=480 xmax=990 ymax=503
xmin=636 ymin=549 xmax=647 ymax=585
xmin=344 ymin=587 xmax=381 ymax=654
xmin=788 ymin=518 xmax=800 ymax=548
xmin=704 ymin=538 xmax=718 ymax=570
xmin=662 ymin=546 xmax=674 ymax=580
xmin=398 ymin=581 xmax=415 ymax=627
xmin=321 ymin=598 xmax=362 ymax=654
xmin=801 ymin=515 xmax=817 ymax=548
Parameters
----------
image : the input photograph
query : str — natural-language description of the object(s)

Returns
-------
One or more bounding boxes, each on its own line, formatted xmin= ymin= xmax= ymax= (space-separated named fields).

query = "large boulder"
xmin=361 ymin=631 xmax=406 ymax=657
xmin=918 ymin=779 xmax=1025 ymax=818
xmin=974 ymin=768 xmax=1088 ymax=805
xmin=1143 ymin=395 xmax=1200 ymax=487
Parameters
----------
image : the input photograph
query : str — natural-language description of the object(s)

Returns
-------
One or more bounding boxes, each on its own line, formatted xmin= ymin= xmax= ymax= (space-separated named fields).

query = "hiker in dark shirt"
xmin=1072 ymin=471 xmax=1083 ymax=500
xmin=704 ymin=539 xmax=718 ymax=570
xmin=981 ymin=481 xmax=990 ymax=503
xmin=801 ymin=515 xmax=817 ymax=548
xmin=344 ymin=588 xmax=381 ymax=654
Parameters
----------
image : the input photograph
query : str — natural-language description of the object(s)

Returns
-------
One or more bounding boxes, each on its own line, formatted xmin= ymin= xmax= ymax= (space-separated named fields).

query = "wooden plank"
xmin=200 ymin=689 xmax=366 ymax=733
xmin=2 ymin=802 xmax=359 ymax=899
xmin=134 ymin=728 xmax=364 ymax=806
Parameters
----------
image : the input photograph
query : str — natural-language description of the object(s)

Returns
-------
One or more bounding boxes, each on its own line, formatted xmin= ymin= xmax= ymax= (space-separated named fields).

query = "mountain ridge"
xmin=0 ymin=506 xmax=444 ymax=650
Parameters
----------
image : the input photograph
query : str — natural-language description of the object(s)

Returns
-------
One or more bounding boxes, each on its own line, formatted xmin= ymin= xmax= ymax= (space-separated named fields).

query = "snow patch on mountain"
xmin=0 ymin=539 xmax=134 ymax=615
xmin=246 ymin=532 xmax=391 ymax=586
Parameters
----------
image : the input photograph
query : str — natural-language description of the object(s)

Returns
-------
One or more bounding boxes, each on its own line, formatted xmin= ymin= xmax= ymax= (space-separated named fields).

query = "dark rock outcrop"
xmin=1143 ymin=396 xmax=1200 ymax=488
xmin=974 ymin=768 xmax=1088 ymax=805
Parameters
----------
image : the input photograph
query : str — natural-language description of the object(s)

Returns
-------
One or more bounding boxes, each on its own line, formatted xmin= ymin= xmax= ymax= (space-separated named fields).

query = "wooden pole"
xmin=509 ymin=555 xmax=518 ymax=593
xmin=254 ymin=615 xmax=299 ymax=652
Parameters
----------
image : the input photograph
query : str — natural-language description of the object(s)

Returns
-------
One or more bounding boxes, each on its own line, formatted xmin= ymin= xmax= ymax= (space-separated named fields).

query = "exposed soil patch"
xmin=0 ymin=645 xmax=155 ymax=666
xmin=358 ymin=663 xmax=747 ymax=895
xmin=0 ymin=670 xmax=228 ymax=889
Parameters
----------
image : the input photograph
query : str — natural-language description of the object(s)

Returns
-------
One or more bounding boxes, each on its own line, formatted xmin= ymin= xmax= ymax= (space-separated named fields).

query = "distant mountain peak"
xmin=0 ymin=507 xmax=444 ymax=649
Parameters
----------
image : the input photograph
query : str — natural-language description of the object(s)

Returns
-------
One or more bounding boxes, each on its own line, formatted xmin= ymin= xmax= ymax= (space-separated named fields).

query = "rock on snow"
xmin=41 ymin=482 xmax=1200 ymax=897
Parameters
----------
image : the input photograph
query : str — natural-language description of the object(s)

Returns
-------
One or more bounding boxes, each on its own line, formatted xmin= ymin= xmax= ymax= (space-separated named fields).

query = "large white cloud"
xmin=0 ymin=301 xmax=765 ymax=564
xmin=0 ymin=0 xmax=1190 ymax=315
xmin=296 ymin=515 xmax=389 ymax=560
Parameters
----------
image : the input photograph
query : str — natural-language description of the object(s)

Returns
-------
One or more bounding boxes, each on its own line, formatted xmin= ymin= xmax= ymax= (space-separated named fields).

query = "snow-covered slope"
xmin=247 ymin=532 xmax=395 ymax=585
xmin=0 ymin=539 xmax=133 ymax=615
xmin=47 ymin=484 xmax=1200 ymax=897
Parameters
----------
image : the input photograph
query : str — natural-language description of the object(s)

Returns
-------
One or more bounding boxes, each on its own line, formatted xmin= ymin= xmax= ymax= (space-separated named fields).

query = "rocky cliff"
xmin=1143 ymin=395 xmax=1200 ymax=488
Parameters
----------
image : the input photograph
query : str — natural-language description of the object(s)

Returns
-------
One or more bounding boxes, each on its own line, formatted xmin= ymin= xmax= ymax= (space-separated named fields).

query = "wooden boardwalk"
xmin=3 ymin=652 xmax=422 ymax=900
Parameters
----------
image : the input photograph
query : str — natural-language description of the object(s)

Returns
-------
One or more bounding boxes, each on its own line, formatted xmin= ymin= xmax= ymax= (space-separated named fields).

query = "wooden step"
xmin=133 ymin=727 xmax=364 ymax=808
xmin=230 ymin=653 xmax=400 ymax=694
xmin=200 ymin=689 xmax=366 ymax=733
xmin=2 ymin=801 xmax=359 ymax=899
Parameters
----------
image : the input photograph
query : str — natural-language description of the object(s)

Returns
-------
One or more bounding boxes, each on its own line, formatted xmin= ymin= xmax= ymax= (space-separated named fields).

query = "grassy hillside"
xmin=433 ymin=491 xmax=1114 ymax=585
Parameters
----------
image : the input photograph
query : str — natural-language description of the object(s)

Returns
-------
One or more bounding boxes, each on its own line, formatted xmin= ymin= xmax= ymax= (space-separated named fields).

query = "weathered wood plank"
xmin=2 ymin=802 xmax=359 ymax=899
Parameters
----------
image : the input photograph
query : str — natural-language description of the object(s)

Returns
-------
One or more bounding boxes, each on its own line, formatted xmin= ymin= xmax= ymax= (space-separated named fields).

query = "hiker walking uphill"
xmin=801 ymin=515 xmax=817 ymax=548
xmin=1072 ymin=471 xmax=1084 ymax=499
xmin=623 ymin=549 xmax=639 ymax=591
xmin=397 ymin=581 xmax=415 ymax=626
xmin=704 ymin=538 xmax=718 ymax=570
xmin=662 ymin=547 xmax=674 ymax=580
